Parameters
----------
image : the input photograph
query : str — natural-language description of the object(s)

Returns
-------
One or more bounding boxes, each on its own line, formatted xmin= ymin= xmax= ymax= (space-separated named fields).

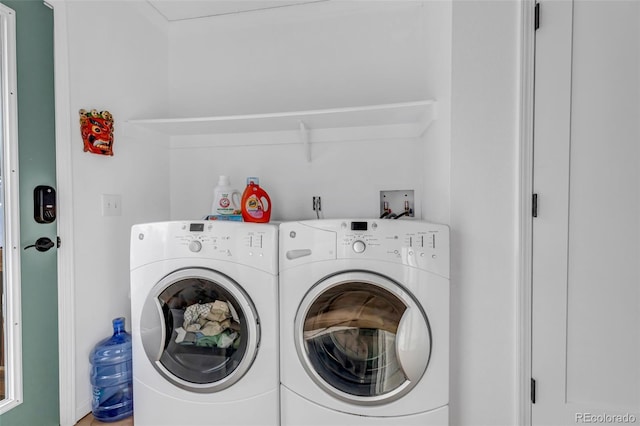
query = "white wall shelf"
xmin=127 ymin=100 xmax=436 ymax=161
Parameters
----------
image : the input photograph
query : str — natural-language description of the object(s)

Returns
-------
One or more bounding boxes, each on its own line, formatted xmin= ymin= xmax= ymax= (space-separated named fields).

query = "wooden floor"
xmin=75 ymin=413 xmax=133 ymax=426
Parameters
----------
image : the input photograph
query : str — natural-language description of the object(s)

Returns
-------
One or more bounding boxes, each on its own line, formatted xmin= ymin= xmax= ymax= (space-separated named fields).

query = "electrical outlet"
xmin=379 ymin=190 xmax=414 ymax=219
xmin=101 ymin=194 xmax=122 ymax=216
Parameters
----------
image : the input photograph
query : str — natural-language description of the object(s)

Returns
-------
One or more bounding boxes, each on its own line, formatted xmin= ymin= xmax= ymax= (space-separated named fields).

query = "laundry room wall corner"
xmin=420 ymin=0 xmax=452 ymax=225
xmin=450 ymin=1 xmax=520 ymax=425
xmin=62 ymin=1 xmax=170 ymax=422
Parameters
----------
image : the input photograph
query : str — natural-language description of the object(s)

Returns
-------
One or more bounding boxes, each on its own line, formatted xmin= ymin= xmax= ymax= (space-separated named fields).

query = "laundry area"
xmin=2 ymin=0 xmax=637 ymax=425
xmin=67 ymin=2 xmax=457 ymax=423
xmin=61 ymin=2 xmax=463 ymax=422
xmin=2 ymin=0 xmax=519 ymax=425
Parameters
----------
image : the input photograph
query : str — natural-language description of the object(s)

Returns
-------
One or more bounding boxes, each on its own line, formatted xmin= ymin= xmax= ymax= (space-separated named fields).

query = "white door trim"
xmin=0 ymin=2 xmax=23 ymax=415
xmin=517 ymin=0 xmax=536 ymax=425
xmin=46 ymin=0 xmax=76 ymax=425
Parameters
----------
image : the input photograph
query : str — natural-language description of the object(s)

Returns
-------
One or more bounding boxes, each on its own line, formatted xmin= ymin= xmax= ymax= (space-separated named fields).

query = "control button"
xmin=188 ymin=240 xmax=202 ymax=253
xmin=353 ymin=240 xmax=366 ymax=253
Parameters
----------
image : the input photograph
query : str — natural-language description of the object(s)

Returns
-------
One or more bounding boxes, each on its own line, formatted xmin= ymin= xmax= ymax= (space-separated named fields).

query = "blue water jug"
xmin=90 ymin=317 xmax=134 ymax=422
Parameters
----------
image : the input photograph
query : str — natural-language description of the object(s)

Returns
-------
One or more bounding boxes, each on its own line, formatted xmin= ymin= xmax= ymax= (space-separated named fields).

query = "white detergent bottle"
xmin=211 ymin=176 xmax=241 ymax=216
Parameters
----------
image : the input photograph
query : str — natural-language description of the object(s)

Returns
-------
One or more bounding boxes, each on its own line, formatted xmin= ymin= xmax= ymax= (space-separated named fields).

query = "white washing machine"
xmin=279 ymin=219 xmax=449 ymax=426
xmin=130 ymin=221 xmax=279 ymax=426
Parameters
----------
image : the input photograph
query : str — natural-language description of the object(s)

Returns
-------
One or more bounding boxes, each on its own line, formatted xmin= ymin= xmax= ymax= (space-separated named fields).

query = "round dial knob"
xmin=352 ymin=240 xmax=366 ymax=253
xmin=188 ymin=240 xmax=202 ymax=253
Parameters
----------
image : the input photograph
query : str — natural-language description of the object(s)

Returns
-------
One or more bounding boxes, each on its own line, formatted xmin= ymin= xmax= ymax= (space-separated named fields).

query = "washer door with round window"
xmin=140 ymin=268 xmax=259 ymax=393
xmin=295 ymin=271 xmax=431 ymax=405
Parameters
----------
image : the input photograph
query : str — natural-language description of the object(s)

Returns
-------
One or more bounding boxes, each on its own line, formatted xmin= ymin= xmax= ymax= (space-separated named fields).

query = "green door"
xmin=0 ymin=1 xmax=58 ymax=425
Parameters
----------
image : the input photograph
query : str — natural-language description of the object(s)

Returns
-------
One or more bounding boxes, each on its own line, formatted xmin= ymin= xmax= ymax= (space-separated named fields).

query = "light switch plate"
xmin=101 ymin=194 xmax=122 ymax=216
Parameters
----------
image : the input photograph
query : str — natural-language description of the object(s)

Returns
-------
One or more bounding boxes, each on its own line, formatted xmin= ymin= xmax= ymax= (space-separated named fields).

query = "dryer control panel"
xmin=280 ymin=219 xmax=449 ymax=278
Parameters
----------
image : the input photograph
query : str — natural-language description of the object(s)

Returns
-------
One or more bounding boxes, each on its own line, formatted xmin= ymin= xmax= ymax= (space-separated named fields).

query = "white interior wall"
xmin=170 ymin=137 xmax=428 ymax=221
xmin=420 ymin=1 xmax=452 ymax=224
xmin=65 ymin=1 xmax=170 ymax=420
xmin=450 ymin=1 xmax=519 ymax=424
xmin=168 ymin=1 xmax=433 ymax=116
xmin=167 ymin=1 xmax=450 ymax=223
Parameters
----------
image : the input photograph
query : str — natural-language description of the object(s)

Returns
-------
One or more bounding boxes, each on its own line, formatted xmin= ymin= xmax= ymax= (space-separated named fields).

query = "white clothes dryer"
xmin=279 ymin=219 xmax=449 ymax=426
xmin=130 ymin=221 xmax=278 ymax=426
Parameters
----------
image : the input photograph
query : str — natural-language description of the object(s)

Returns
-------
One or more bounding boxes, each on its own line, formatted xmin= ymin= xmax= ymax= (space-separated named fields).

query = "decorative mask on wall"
xmin=79 ymin=109 xmax=114 ymax=156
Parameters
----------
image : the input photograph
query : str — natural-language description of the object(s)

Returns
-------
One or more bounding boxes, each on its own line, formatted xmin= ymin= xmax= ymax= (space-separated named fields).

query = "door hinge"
xmin=531 ymin=378 xmax=537 ymax=403
xmin=57 ymin=236 xmax=61 ymax=248
xmin=532 ymin=193 xmax=538 ymax=217
xmin=534 ymin=2 xmax=540 ymax=30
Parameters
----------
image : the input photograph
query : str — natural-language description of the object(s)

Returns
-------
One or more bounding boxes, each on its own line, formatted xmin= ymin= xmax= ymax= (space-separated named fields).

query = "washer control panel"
xmin=131 ymin=221 xmax=278 ymax=274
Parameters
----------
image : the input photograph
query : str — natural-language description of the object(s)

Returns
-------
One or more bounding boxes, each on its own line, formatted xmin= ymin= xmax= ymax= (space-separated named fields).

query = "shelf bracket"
xmin=299 ymin=120 xmax=311 ymax=162
xmin=418 ymin=101 xmax=437 ymax=137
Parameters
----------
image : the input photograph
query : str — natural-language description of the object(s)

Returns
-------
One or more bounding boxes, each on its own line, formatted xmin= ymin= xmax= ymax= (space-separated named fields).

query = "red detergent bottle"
xmin=241 ymin=177 xmax=271 ymax=223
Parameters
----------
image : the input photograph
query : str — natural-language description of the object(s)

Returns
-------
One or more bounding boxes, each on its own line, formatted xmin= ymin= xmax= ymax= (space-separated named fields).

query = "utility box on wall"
xmin=380 ymin=190 xmax=415 ymax=219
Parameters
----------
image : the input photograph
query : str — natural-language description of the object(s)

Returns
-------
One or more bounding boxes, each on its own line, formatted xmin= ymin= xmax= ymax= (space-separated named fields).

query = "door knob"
xmin=24 ymin=237 xmax=55 ymax=252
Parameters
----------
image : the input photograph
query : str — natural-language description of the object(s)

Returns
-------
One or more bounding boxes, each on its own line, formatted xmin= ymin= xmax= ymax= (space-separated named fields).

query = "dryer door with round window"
xmin=140 ymin=268 xmax=259 ymax=393
xmin=296 ymin=271 xmax=431 ymax=405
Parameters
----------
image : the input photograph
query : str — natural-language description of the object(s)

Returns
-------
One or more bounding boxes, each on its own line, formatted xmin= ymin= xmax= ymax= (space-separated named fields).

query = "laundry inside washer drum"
xmin=306 ymin=328 xmax=405 ymax=396
xmin=302 ymin=285 xmax=409 ymax=397
xmin=155 ymin=279 xmax=248 ymax=385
